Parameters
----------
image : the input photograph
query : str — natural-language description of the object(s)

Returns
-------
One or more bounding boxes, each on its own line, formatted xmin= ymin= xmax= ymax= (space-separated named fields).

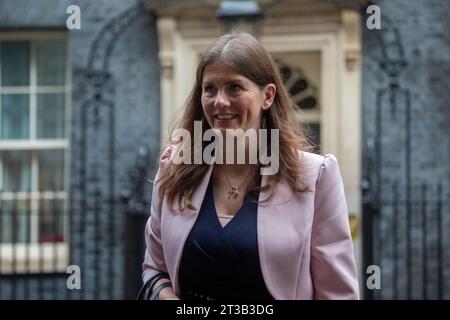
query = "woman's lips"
xmin=214 ymin=114 xmax=238 ymax=120
xmin=214 ymin=114 xmax=238 ymax=126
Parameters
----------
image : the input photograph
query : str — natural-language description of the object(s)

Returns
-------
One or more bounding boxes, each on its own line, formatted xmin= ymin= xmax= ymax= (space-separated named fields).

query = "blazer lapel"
xmin=256 ymin=175 xmax=308 ymax=299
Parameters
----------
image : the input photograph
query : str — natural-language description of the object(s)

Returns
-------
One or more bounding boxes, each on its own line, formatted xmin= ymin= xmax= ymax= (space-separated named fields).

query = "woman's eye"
xmin=203 ymin=86 xmax=215 ymax=93
xmin=230 ymin=84 xmax=241 ymax=92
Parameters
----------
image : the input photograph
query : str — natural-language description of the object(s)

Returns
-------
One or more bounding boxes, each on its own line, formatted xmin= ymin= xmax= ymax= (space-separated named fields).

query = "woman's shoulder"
xmin=152 ymin=145 xmax=178 ymax=177
xmin=297 ymin=150 xmax=341 ymax=184
xmin=159 ymin=143 xmax=186 ymax=165
xmin=297 ymin=149 xmax=336 ymax=167
xmin=160 ymin=144 xmax=177 ymax=161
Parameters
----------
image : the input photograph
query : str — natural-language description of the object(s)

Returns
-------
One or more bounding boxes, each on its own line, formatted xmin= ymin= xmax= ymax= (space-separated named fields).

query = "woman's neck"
xmin=214 ymin=163 xmax=257 ymax=179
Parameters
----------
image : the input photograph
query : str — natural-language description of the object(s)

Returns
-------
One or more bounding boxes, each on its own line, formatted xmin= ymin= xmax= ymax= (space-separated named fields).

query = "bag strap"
xmin=149 ymin=282 xmax=172 ymax=300
xmin=136 ymin=272 xmax=169 ymax=300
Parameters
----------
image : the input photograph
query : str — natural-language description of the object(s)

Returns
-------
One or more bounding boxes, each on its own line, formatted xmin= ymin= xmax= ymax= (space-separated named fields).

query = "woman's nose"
xmin=214 ymin=90 xmax=230 ymax=108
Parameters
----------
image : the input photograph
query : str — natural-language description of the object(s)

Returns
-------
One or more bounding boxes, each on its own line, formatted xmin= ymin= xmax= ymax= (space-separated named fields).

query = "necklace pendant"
xmin=227 ymin=187 xmax=240 ymax=200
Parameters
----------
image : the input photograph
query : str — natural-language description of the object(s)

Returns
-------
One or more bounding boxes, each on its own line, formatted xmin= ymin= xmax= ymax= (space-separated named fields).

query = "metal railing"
xmin=0 ymin=194 xmax=68 ymax=300
xmin=365 ymin=182 xmax=449 ymax=299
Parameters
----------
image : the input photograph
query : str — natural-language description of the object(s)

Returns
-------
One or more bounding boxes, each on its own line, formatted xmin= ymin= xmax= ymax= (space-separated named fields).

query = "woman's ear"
xmin=262 ymin=84 xmax=276 ymax=110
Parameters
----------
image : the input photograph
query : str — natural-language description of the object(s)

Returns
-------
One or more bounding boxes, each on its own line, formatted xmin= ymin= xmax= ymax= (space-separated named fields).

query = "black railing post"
xmin=0 ymin=192 xmax=3 ymax=299
xmin=421 ymin=183 xmax=427 ymax=300
xmin=11 ymin=193 xmax=17 ymax=299
xmin=24 ymin=194 xmax=31 ymax=300
xmin=361 ymin=138 xmax=377 ymax=300
xmin=38 ymin=200 xmax=44 ymax=300
xmin=52 ymin=198 xmax=58 ymax=299
xmin=405 ymin=90 xmax=412 ymax=300
xmin=0 ymin=194 xmax=3 ymax=301
xmin=122 ymin=146 xmax=152 ymax=299
xmin=437 ymin=183 xmax=443 ymax=299
xmin=123 ymin=206 xmax=148 ymax=300
xmin=392 ymin=182 xmax=399 ymax=300
xmin=93 ymin=183 xmax=101 ymax=300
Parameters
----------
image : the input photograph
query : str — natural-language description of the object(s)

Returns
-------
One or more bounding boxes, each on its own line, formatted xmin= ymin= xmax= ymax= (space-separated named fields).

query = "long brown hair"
xmin=157 ymin=32 xmax=314 ymax=211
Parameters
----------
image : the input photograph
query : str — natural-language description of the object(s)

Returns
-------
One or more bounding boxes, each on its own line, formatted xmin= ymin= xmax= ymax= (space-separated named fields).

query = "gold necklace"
xmin=222 ymin=166 xmax=255 ymax=200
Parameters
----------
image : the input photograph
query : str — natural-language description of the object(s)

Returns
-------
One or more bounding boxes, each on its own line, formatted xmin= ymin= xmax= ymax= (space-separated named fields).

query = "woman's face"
xmin=201 ymin=61 xmax=275 ymax=132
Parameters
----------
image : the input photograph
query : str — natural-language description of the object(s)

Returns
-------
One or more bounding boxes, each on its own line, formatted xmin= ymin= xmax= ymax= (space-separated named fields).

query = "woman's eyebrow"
xmin=224 ymin=79 xmax=245 ymax=85
xmin=202 ymin=78 xmax=245 ymax=85
xmin=201 ymin=81 xmax=213 ymax=86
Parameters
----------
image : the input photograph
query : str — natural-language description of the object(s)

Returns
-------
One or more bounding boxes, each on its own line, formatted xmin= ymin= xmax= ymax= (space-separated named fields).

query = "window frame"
xmin=0 ymin=31 xmax=71 ymax=274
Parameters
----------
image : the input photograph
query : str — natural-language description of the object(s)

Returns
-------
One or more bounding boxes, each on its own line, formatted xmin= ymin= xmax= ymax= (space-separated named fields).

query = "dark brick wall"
xmin=0 ymin=0 xmax=160 ymax=299
xmin=362 ymin=0 xmax=450 ymax=299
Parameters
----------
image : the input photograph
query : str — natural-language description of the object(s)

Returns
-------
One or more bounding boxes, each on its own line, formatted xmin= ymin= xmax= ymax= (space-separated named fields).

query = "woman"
xmin=142 ymin=32 xmax=359 ymax=300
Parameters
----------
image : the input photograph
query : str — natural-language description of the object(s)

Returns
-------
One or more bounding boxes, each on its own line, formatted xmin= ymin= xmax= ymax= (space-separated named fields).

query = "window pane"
xmin=0 ymin=41 xmax=30 ymax=86
xmin=36 ymin=40 xmax=66 ymax=86
xmin=39 ymin=199 xmax=64 ymax=243
xmin=1 ymin=150 xmax=31 ymax=192
xmin=1 ymin=94 xmax=30 ymax=139
xmin=0 ymin=199 xmax=31 ymax=243
xmin=38 ymin=150 xmax=64 ymax=191
xmin=37 ymin=93 xmax=65 ymax=139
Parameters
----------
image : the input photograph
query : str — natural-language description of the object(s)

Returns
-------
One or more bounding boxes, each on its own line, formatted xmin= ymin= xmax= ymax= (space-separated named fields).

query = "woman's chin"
xmin=213 ymin=125 xmax=239 ymax=132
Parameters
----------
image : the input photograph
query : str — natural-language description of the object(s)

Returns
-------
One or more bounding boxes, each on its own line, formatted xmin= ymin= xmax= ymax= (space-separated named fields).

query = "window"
xmin=273 ymin=52 xmax=321 ymax=153
xmin=0 ymin=33 xmax=69 ymax=273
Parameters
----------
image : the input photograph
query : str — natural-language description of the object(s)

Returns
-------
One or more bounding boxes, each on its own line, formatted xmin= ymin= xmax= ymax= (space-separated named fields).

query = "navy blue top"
xmin=178 ymin=175 xmax=274 ymax=300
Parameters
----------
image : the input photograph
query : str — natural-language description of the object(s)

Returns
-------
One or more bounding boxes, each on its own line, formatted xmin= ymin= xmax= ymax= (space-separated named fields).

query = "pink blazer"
xmin=142 ymin=145 xmax=360 ymax=299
